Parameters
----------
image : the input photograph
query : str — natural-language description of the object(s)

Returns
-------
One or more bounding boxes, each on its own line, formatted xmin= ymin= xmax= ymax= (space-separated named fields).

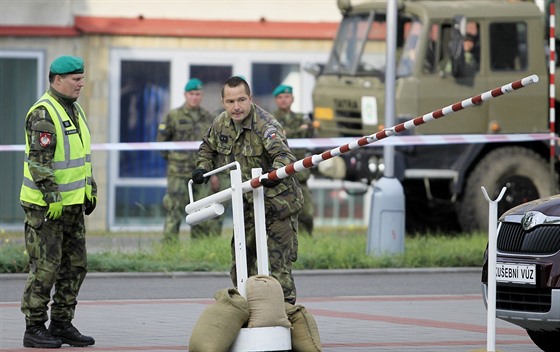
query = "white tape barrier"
xmin=0 ymin=133 xmax=553 ymax=152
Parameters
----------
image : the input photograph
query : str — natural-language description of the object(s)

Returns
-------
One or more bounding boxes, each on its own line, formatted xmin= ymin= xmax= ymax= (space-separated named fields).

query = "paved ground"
xmin=0 ymin=233 xmax=540 ymax=351
xmin=0 ymin=286 xmax=538 ymax=352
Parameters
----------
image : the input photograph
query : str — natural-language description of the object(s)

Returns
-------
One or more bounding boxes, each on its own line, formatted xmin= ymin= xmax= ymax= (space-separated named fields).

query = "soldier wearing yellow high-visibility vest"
xmin=19 ymin=56 xmax=96 ymax=349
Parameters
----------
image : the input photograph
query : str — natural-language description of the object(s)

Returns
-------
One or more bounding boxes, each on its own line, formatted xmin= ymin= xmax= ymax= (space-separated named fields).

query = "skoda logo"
xmin=522 ymin=212 xmax=535 ymax=231
xmin=521 ymin=211 xmax=546 ymax=231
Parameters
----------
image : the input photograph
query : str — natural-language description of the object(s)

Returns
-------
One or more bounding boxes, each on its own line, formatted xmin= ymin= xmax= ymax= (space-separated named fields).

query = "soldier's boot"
xmin=23 ymin=324 xmax=62 ymax=348
xmin=48 ymin=321 xmax=95 ymax=347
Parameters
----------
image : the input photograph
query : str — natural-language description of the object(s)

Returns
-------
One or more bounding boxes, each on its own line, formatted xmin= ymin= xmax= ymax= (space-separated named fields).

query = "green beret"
xmin=49 ymin=56 xmax=84 ymax=75
xmin=273 ymin=84 xmax=292 ymax=97
xmin=185 ymin=78 xmax=203 ymax=92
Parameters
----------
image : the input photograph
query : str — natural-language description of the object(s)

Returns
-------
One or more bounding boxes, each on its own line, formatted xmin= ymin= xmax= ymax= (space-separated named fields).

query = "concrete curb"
xmin=0 ymin=267 xmax=481 ymax=280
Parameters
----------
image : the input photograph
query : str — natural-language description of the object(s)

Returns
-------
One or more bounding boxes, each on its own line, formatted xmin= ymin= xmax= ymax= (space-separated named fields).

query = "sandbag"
xmin=188 ymin=288 xmax=249 ymax=352
xmin=246 ymin=275 xmax=291 ymax=328
xmin=285 ymin=302 xmax=322 ymax=352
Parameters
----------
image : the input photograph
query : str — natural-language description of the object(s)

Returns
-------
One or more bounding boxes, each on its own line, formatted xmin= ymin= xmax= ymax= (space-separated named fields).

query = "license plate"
xmin=496 ymin=263 xmax=536 ymax=285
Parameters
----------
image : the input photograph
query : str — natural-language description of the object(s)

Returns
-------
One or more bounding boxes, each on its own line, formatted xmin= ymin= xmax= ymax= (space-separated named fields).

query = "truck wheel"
xmin=458 ymin=147 xmax=557 ymax=233
xmin=526 ymin=329 xmax=560 ymax=352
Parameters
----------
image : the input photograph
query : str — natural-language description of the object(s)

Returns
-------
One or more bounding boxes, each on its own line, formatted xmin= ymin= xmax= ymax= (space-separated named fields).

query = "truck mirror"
xmin=450 ymin=15 xmax=467 ymax=78
xmin=303 ymin=62 xmax=322 ymax=77
xmin=337 ymin=0 xmax=352 ymax=15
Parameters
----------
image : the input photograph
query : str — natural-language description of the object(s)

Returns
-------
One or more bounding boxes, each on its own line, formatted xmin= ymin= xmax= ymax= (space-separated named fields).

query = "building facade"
xmin=0 ymin=1 xmax=351 ymax=230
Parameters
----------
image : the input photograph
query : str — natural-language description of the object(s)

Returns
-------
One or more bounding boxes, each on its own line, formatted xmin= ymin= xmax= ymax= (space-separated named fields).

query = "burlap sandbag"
xmin=285 ymin=302 xmax=322 ymax=352
xmin=246 ymin=275 xmax=291 ymax=328
xmin=188 ymin=288 xmax=249 ymax=352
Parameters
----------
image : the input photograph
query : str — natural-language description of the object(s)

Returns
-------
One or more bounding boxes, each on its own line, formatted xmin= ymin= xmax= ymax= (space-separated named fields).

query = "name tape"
xmin=0 ymin=133 xmax=554 ymax=152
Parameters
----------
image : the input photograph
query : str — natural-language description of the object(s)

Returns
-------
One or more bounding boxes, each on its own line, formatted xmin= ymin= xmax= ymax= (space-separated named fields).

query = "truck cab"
xmin=311 ymin=0 xmax=559 ymax=232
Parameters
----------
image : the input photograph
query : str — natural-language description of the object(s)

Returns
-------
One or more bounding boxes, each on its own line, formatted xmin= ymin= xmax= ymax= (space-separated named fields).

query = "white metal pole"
xmin=252 ymin=168 xmax=270 ymax=275
xmin=384 ymin=0 xmax=397 ymax=177
xmin=231 ymin=167 xmax=248 ymax=298
xmin=481 ymin=186 xmax=507 ymax=352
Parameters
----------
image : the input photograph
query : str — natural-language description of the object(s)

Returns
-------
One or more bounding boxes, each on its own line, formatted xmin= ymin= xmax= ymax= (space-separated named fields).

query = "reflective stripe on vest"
xmin=20 ymin=93 xmax=92 ymax=206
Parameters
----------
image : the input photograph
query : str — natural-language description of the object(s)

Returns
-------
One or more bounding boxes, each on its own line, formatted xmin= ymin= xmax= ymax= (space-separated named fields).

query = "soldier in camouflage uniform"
xmin=193 ymin=76 xmax=303 ymax=304
xmin=272 ymin=84 xmax=315 ymax=236
xmin=157 ymin=78 xmax=223 ymax=243
xmin=19 ymin=56 xmax=96 ymax=348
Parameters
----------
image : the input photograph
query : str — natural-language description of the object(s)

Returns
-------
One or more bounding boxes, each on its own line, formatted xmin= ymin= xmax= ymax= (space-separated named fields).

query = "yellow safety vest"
xmin=20 ymin=92 xmax=93 ymax=206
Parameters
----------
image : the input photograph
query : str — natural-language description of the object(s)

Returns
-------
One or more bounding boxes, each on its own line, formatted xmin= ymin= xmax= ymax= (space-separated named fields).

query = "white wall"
xmin=1 ymin=0 xmax=341 ymax=26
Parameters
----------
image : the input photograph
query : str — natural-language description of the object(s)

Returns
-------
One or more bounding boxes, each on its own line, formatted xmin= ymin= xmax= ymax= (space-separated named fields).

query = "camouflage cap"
xmin=49 ymin=56 xmax=84 ymax=75
xmin=185 ymin=78 xmax=203 ymax=92
xmin=273 ymin=84 xmax=292 ymax=97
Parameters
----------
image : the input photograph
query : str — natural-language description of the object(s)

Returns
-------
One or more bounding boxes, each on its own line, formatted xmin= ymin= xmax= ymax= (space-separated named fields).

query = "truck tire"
xmin=458 ymin=147 xmax=557 ymax=233
xmin=526 ymin=329 xmax=560 ymax=352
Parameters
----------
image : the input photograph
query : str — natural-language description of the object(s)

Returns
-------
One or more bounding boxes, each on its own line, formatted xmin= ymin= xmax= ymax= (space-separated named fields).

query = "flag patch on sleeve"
xmin=39 ymin=132 xmax=52 ymax=148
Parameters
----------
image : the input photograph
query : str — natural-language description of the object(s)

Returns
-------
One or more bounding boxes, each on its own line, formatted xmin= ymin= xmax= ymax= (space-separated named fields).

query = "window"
xmin=396 ymin=18 xmax=423 ymax=77
xmin=109 ymin=49 xmax=325 ymax=230
xmin=119 ymin=60 xmax=170 ymax=178
xmin=490 ymin=22 xmax=528 ymax=71
xmin=0 ymin=51 xmax=44 ymax=228
xmin=252 ymin=62 xmax=301 ymax=111
xmin=190 ymin=65 xmax=232 ymax=115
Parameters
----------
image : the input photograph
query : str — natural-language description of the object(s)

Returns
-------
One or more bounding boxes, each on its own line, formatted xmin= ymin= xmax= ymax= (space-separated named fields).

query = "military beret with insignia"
xmin=273 ymin=84 xmax=293 ymax=97
xmin=49 ymin=56 xmax=84 ymax=75
xmin=185 ymin=78 xmax=203 ymax=92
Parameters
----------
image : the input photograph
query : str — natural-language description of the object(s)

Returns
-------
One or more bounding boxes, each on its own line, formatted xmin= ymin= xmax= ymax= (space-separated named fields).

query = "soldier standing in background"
xmin=19 ymin=55 xmax=96 ymax=348
xmin=272 ymin=84 xmax=315 ymax=236
xmin=157 ymin=78 xmax=223 ymax=243
xmin=192 ymin=76 xmax=303 ymax=304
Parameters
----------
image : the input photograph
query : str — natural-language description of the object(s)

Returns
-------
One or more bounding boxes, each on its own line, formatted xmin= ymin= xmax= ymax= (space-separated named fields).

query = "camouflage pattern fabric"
xmin=198 ymin=104 xmax=303 ymax=303
xmin=273 ymin=109 xmax=314 ymax=235
xmin=20 ymin=89 xmax=95 ymax=327
xmin=158 ymin=105 xmax=223 ymax=241
xmin=230 ymin=212 xmax=299 ymax=304
xmin=162 ymin=172 xmax=223 ymax=241
xmin=21 ymin=206 xmax=87 ymax=326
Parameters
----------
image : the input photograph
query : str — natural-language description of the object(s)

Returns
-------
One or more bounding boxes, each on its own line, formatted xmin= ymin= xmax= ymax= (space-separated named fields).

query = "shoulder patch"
xmin=264 ymin=127 xmax=277 ymax=140
xmin=39 ymin=132 xmax=53 ymax=148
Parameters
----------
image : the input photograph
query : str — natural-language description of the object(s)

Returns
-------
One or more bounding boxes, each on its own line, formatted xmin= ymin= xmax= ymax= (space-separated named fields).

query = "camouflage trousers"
xmin=162 ymin=175 xmax=223 ymax=242
xmin=298 ymin=182 xmax=314 ymax=236
xmin=20 ymin=205 xmax=87 ymax=327
xmin=230 ymin=212 xmax=299 ymax=304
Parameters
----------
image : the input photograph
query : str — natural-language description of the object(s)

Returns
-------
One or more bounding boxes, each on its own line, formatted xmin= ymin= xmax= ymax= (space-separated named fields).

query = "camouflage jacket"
xmin=198 ymin=104 xmax=303 ymax=219
xmin=157 ymin=104 xmax=214 ymax=173
xmin=272 ymin=109 xmax=314 ymax=182
xmin=21 ymin=88 xmax=97 ymax=209
xmin=272 ymin=110 xmax=313 ymax=140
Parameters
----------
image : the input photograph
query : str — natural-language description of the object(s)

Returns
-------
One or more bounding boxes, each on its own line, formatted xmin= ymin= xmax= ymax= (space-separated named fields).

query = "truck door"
xmin=414 ymin=21 xmax=489 ymax=135
xmin=485 ymin=21 xmax=548 ymax=133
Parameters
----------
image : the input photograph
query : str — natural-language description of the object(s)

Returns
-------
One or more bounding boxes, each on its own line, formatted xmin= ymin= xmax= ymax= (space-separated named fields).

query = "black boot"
xmin=23 ymin=324 xmax=62 ymax=348
xmin=48 ymin=321 xmax=95 ymax=347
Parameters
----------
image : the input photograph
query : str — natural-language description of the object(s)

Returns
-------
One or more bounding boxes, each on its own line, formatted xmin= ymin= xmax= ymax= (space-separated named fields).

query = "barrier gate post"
xmin=186 ymin=163 xmax=290 ymax=351
xmin=185 ymin=76 xmax=538 ymax=350
xmin=481 ymin=186 xmax=507 ymax=352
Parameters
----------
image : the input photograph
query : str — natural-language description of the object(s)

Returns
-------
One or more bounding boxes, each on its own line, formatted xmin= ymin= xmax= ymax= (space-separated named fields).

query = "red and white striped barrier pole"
xmin=550 ymin=2 xmax=557 ymax=193
xmin=185 ymin=75 xmax=540 ymax=215
xmin=248 ymin=75 xmax=540 ymax=190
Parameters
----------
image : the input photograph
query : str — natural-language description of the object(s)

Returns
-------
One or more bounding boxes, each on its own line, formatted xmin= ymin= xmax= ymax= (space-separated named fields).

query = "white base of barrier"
xmin=230 ymin=326 xmax=291 ymax=351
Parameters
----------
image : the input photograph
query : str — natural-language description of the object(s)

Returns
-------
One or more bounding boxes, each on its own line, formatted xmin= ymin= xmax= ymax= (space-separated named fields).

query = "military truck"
xmin=308 ymin=0 xmax=560 ymax=232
